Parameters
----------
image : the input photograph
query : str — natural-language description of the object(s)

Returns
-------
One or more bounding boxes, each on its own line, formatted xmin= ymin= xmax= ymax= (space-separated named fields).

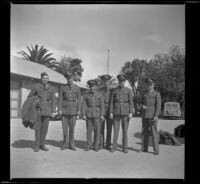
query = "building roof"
xmin=10 ymin=55 xmax=88 ymax=89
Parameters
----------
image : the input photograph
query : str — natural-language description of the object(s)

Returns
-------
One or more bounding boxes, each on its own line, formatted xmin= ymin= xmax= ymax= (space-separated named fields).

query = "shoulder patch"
xmin=124 ymin=87 xmax=131 ymax=91
xmin=33 ymin=83 xmax=41 ymax=90
xmin=73 ymin=84 xmax=79 ymax=88
xmin=94 ymin=92 xmax=102 ymax=98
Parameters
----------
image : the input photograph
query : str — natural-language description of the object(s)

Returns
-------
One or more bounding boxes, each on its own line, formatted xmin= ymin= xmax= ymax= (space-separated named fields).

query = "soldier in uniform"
xmin=99 ymin=75 xmax=113 ymax=150
xmin=136 ymin=77 xmax=149 ymax=152
xmin=58 ymin=72 xmax=81 ymax=151
xmin=28 ymin=72 xmax=56 ymax=152
xmin=82 ymin=80 xmax=104 ymax=152
xmin=138 ymin=78 xmax=161 ymax=155
xmin=109 ymin=74 xmax=134 ymax=153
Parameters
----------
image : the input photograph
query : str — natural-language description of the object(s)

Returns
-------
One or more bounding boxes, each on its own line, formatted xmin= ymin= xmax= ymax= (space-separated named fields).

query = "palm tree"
xmin=18 ymin=44 xmax=56 ymax=67
xmin=93 ymin=74 xmax=118 ymax=90
xmin=50 ymin=56 xmax=84 ymax=82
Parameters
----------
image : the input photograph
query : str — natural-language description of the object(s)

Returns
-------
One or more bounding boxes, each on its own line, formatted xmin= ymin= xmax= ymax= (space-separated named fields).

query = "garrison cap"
xmin=87 ymin=79 xmax=98 ymax=87
xmin=101 ymin=74 xmax=112 ymax=81
xmin=145 ymin=77 xmax=156 ymax=85
xmin=64 ymin=72 xmax=73 ymax=79
xmin=41 ymin=72 xmax=48 ymax=78
xmin=117 ymin=74 xmax=127 ymax=82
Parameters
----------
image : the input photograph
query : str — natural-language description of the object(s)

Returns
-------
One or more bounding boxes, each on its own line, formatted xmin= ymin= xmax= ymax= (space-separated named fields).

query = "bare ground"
xmin=10 ymin=118 xmax=184 ymax=179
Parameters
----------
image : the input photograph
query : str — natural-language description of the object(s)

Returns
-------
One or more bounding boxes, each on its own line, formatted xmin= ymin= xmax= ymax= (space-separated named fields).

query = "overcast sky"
xmin=11 ymin=4 xmax=185 ymax=83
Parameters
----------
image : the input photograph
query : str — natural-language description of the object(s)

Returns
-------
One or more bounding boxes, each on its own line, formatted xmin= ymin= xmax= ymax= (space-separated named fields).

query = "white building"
xmin=10 ymin=55 xmax=87 ymax=119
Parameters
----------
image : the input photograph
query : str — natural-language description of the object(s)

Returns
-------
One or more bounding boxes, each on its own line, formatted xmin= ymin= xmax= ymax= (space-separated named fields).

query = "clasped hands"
xmin=58 ymin=111 xmax=81 ymax=119
xmin=109 ymin=113 xmax=133 ymax=119
xmin=82 ymin=115 xmax=104 ymax=121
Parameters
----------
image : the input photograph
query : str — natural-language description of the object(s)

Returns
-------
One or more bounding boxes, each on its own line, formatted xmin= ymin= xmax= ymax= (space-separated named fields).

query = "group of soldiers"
xmin=27 ymin=71 xmax=161 ymax=155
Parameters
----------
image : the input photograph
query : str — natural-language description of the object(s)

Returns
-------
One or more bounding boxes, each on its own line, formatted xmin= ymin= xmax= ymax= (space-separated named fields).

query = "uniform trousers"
xmin=99 ymin=116 xmax=113 ymax=149
xmin=35 ymin=116 xmax=49 ymax=146
xmin=112 ymin=115 xmax=129 ymax=150
xmin=62 ymin=115 xmax=77 ymax=147
xmin=86 ymin=118 xmax=100 ymax=150
xmin=142 ymin=118 xmax=159 ymax=152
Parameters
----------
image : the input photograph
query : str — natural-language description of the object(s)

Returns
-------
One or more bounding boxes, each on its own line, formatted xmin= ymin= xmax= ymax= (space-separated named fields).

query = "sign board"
xmin=163 ymin=102 xmax=181 ymax=117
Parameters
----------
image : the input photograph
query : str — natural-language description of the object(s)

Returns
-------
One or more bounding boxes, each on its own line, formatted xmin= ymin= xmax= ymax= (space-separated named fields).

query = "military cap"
xmin=64 ymin=72 xmax=73 ymax=79
xmin=87 ymin=79 xmax=98 ymax=87
xmin=117 ymin=74 xmax=127 ymax=82
xmin=145 ymin=77 xmax=156 ymax=85
xmin=101 ymin=74 xmax=112 ymax=81
xmin=41 ymin=72 xmax=48 ymax=78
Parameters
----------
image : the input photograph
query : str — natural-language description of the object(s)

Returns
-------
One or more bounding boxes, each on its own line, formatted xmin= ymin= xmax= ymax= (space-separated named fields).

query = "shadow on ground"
xmin=11 ymin=139 xmax=140 ymax=152
xmin=11 ymin=139 xmax=62 ymax=149
xmin=134 ymin=132 xmax=185 ymax=146
xmin=74 ymin=139 xmax=87 ymax=149
xmin=11 ymin=139 xmax=88 ymax=150
xmin=116 ymin=144 xmax=139 ymax=152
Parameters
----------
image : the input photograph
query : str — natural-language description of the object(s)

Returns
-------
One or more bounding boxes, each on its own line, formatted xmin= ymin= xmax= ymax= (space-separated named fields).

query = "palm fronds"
xmin=18 ymin=44 xmax=56 ymax=66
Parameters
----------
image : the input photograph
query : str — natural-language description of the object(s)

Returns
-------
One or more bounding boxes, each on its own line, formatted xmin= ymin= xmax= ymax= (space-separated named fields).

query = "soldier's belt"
xmin=87 ymin=105 xmax=100 ymax=107
xmin=114 ymin=101 xmax=129 ymax=103
xmin=63 ymin=100 xmax=76 ymax=102
xmin=41 ymin=99 xmax=51 ymax=102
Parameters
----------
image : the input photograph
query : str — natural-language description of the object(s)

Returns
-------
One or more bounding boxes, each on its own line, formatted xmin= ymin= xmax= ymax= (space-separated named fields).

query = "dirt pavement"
xmin=10 ymin=118 xmax=184 ymax=179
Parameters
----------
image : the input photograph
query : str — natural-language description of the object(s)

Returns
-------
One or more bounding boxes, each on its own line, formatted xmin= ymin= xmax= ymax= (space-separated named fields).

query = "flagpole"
xmin=107 ymin=49 xmax=109 ymax=74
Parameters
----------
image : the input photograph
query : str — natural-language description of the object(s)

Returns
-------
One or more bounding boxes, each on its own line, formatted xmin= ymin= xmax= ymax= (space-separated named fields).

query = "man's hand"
xmin=128 ymin=113 xmax=133 ymax=119
xmin=51 ymin=112 xmax=56 ymax=118
xmin=83 ymin=115 xmax=87 ymax=120
xmin=153 ymin=116 xmax=158 ymax=121
xmin=110 ymin=113 xmax=113 ymax=119
xmin=132 ymin=108 xmax=135 ymax=116
xmin=77 ymin=111 xmax=81 ymax=119
xmin=100 ymin=116 xmax=104 ymax=121
xmin=142 ymin=105 xmax=147 ymax=110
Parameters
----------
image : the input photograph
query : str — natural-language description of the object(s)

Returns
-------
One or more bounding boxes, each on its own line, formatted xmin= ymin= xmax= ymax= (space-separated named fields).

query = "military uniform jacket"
xmin=82 ymin=91 xmax=104 ymax=118
xmin=109 ymin=86 xmax=134 ymax=116
xmin=59 ymin=84 xmax=81 ymax=115
xmin=28 ymin=83 xmax=56 ymax=116
xmin=141 ymin=89 xmax=161 ymax=119
xmin=100 ymin=89 xmax=111 ymax=116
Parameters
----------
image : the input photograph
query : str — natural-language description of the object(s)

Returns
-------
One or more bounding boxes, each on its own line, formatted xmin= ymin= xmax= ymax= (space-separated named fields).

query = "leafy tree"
xmin=146 ymin=45 xmax=185 ymax=112
xmin=50 ymin=56 xmax=84 ymax=82
xmin=18 ymin=44 xmax=56 ymax=67
xmin=121 ymin=59 xmax=148 ymax=94
xmin=120 ymin=59 xmax=149 ymax=114
xmin=120 ymin=45 xmax=185 ymax=116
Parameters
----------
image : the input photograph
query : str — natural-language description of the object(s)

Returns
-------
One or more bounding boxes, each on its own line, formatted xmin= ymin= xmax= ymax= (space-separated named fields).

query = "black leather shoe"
xmin=154 ymin=151 xmax=159 ymax=155
xmin=94 ymin=149 xmax=99 ymax=152
xmin=61 ymin=145 xmax=68 ymax=150
xmin=34 ymin=146 xmax=40 ymax=152
xmin=123 ymin=149 xmax=128 ymax=153
xmin=85 ymin=147 xmax=92 ymax=151
xmin=40 ymin=145 xmax=49 ymax=151
xmin=110 ymin=148 xmax=116 ymax=153
xmin=137 ymin=149 xmax=148 ymax=153
xmin=70 ymin=147 xmax=76 ymax=151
